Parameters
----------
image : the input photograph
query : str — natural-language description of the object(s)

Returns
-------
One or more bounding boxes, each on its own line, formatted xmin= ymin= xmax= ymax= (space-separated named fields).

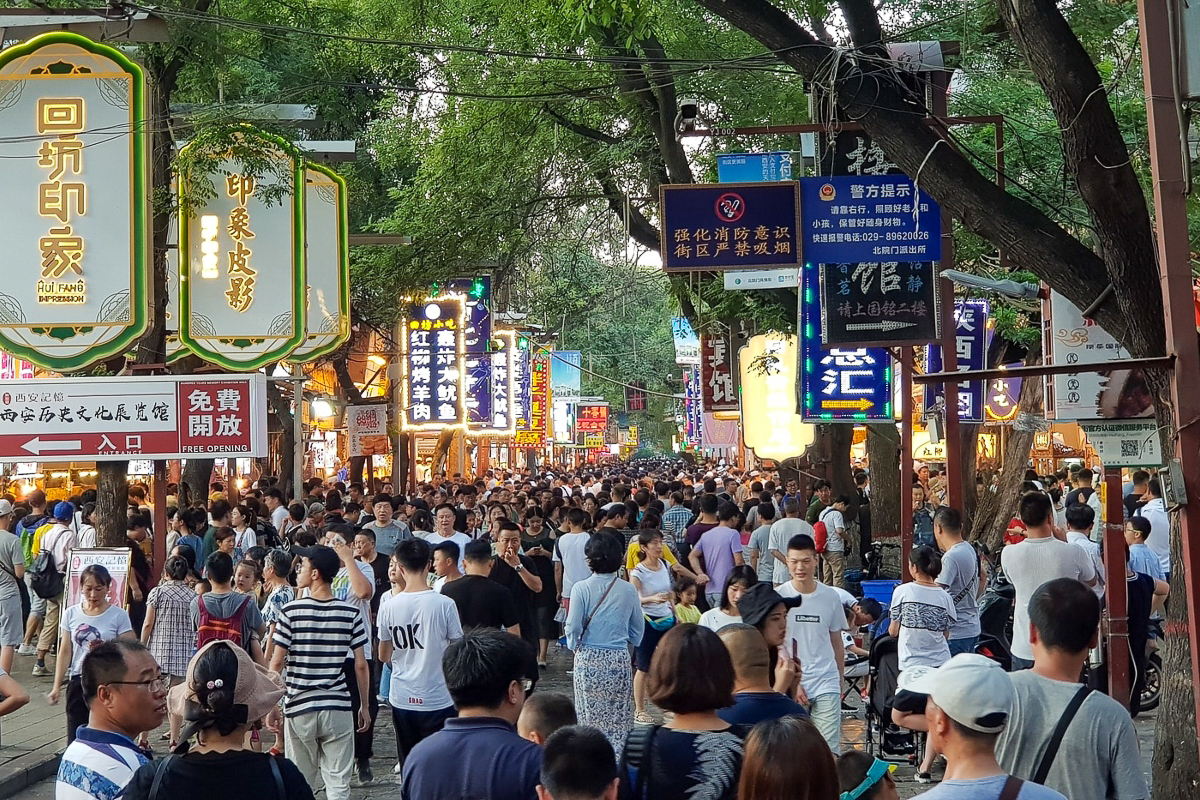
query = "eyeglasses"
xmin=107 ymin=675 xmax=170 ymax=694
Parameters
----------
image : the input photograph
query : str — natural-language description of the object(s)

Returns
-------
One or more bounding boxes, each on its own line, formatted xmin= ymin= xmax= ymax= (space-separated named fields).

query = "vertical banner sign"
xmin=684 ymin=365 xmax=704 ymax=447
xmin=289 ymin=164 xmax=350 ymax=362
xmin=514 ymin=347 xmax=532 ymax=431
xmin=672 ymin=317 xmax=701 ymax=365
xmin=924 ymin=300 xmax=990 ymax=423
xmin=551 ymin=351 xmax=582 ymax=398
xmin=0 ymin=32 xmax=149 ymax=371
xmin=475 ymin=329 xmax=515 ymax=435
xmin=660 ymin=182 xmax=800 ymax=272
xmin=400 ymin=295 xmax=466 ymax=431
xmin=180 ymin=128 xmax=306 ymax=370
xmin=739 ymin=335 xmax=816 ymax=461
xmin=347 ymin=405 xmax=388 ymax=457
xmin=701 ymin=332 xmax=738 ymax=411
xmin=515 ymin=351 xmax=550 ymax=448
xmin=800 ymin=262 xmax=893 ymax=422
xmin=448 ymin=278 xmax=493 ymax=427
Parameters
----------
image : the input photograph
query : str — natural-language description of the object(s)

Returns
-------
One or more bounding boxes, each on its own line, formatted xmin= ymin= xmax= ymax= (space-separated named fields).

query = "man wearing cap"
xmin=33 ymin=501 xmax=77 ymax=678
xmin=906 ymin=654 xmax=1065 ymax=799
xmin=0 ymin=500 xmax=24 ymax=673
xmin=269 ymin=544 xmax=370 ymax=800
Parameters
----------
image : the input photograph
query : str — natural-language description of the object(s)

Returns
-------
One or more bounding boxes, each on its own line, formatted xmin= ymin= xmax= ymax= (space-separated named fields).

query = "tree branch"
xmin=543 ymin=106 xmax=625 ymax=145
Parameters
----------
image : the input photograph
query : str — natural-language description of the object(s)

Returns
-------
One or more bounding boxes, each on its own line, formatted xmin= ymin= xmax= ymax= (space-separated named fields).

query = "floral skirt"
xmin=573 ymin=645 xmax=634 ymax=752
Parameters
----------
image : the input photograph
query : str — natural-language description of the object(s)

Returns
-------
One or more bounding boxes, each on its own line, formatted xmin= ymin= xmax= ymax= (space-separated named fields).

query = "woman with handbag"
xmin=630 ymin=529 xmax=678 ymax=725
xmin=565 ymin=531 xmax=644 ymax=752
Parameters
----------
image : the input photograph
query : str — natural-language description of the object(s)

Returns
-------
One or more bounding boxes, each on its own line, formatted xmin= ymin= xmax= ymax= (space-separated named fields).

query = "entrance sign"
xmin=0 ymin=32 xmax=149 ymax=371
xmin=659 ymin=182 xmax=800 ymax=271
xmin=800 ymin=262 xmax=893 ymax=422
xmin=801 ymin=175 xmax=941 ymax=264
xmin=924 ymin=300 xmax=989 ymax=423
xmin=289 ymin=165 xmax=350 ymax=362
xmin=1079 ymin=420 xmax=1164 ymax=468
xmin=180 ymin=128 xmax=306 ymax=370
xmin=819 ymin=261 xmax=939 ymax=346
xmin=739 ymin=335 xmax=816 ymax=461
xmin=0 ymin=374 xmax=267 ymax=461
xmin=400 ymin=295 xmax=466 ymax=431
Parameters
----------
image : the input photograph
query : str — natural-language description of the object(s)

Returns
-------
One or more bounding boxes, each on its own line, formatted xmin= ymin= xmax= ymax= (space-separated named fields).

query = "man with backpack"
xmin=817 ymin=495 xmax=850 ymax=589
xmin=16 ymin=490 xmax=50 ymax=657
xmin=190 ymin=551 xmax=266 ymax=664
xmin=1064 ymin=468 xmax=1104 ymax=543
xmin=31 ymin=502 xmax=76 ymax=677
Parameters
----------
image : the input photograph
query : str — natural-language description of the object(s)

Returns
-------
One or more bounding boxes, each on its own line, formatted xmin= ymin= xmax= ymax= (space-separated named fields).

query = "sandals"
xmin=634 ymin=711 xmax=655 ymax=725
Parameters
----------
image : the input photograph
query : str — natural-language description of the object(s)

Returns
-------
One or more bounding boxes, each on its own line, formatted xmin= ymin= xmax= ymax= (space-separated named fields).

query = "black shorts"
xmin=391 ymin=704 xmax=457 ymax=764
xmin=892 ymin=688 xmax=928 ymax=714
xmin=535 ymin=605 xmax=558 ymax=639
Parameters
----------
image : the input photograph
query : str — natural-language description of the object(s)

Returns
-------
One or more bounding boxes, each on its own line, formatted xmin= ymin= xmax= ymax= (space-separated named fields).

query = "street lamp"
xmin=939 ymin=269 xmax=1043 ymax=300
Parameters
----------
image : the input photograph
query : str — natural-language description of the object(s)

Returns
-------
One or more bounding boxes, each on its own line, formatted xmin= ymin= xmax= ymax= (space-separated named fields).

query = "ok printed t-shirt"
xmin=377 ymin=590 xmax=463 ymax=711
xmin=61 ymin=604 xmax=134 ymax=677
xmin=889 ymin=581 xmax=956 ymax=672
xmin=775 ymin=582 xmax=845 ymax=699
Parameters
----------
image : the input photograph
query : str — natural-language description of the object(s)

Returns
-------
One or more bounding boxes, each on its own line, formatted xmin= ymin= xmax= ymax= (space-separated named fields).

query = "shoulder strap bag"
xmin=619 ymin=723 xmax=661 ymax=800
xmin=1032 ymin=685 xmax=1092 ymax=785
xmin=578 ymin=576 xmax=620 ymax=647
xmin=998 ymin=775 xmax=1024 ymax=800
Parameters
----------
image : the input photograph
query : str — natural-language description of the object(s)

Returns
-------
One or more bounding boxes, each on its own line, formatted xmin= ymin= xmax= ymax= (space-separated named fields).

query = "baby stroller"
xmin=864 ymin=634 xmax=919 ymax=763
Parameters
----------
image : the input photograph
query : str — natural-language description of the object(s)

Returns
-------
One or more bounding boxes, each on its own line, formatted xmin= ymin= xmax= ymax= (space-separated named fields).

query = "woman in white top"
xmin=629 ymin=529 xmax=676 ymax=724
xmin=698 ymin=565 xmax=758 ymax=632
xmin=231 ymin=504 xmax=258 ymax=560
xmin=888 ymin=545 xmax=956 ymax=782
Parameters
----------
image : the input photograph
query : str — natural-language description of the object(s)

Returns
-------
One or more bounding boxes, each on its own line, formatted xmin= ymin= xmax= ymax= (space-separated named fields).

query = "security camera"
xmin=677 ymin=97 xmax=700 ymax=132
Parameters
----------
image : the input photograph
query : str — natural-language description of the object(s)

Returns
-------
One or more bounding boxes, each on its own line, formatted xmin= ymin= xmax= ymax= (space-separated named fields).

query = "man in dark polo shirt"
xmin=401 ymin=629 xmax=542 ymax=800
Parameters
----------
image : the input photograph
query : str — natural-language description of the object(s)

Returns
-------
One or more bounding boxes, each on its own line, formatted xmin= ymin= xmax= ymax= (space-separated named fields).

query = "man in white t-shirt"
xmin=1000 ymin=492 xmax=1095 ymax=670
xmin=818 ymin=496 xmax=849 ymax=589
xmin=424 ymin=504 xmax=473 ymax=571
xmin=265 ymin=488 xmax=289 ymax=534
xmin=776 ymin=532 xmax=845 ymax=754
xmin=552 ymin=508 xmax=591 ymax=611
xmin=1064 ymin=504 xmax=1105 ymax=602
xmin=934 ymin=507 xmax=984 ymax=656
xmin=378 ymin=537 xmax=463 ymax=773
xmin=767 ymin=499 xmax=815 ymax=585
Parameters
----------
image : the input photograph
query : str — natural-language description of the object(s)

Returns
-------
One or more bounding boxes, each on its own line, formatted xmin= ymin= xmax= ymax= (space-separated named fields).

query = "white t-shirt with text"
xmin=377 ymin=590 xmax=463 ymax=711
xmin=776 ymin=581 xmax=845 ymax=699
xmin=767 ymin=518 xmax=816 ymax=585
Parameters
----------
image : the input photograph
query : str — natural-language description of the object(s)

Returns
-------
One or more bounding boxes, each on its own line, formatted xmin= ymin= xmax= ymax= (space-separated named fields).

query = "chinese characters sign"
xmin=448 ymin=277 xmax=493 ymax=427
xmin=701 ymin=332 xmax=738 ymax=411
xmin=819 ymin=261 xmax=939 ymax=346
xmin=401 ymin=295 xmax=466 ymax=431
xmin=0 ymin=374 xmax=266 ymax=462
xmin=290 ymin=164 xmax=350 ymax=362
xmin=717 ymin=151 xmax=798 ymax=183
xmin=625 ymin=381 xmax=647 ymax=412
xmin=739 ymin=335 xmax=815 ymax=461
xmin=575 ymin=404 xmax=609 ymax=434
xmin=986 ymin=374 xmax=1022 ymax=422
xmin=0 ymin=32 xmax=149 ymax=371
xmin=659 ymin=182 xmax=800 ymax=271
xmin=180 ymin=128 xmax=306 ymax=370
xmin=800 ymin=262 xmax=893 ymax=422
xmin=924 ymin=300 xmax=990 ymax=423
xmin=515 ymin=351 xmax=550 ymax=448
xmin=801 ymin=176 xmax=941 ymax=264
xmin=347 ymin=404 xmax=388 ymax=457
xmin=468 ymin=328 xmax=516 ymax=436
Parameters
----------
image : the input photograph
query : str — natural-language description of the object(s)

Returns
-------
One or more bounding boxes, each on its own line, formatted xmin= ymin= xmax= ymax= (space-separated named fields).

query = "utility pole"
xmin=1136 ymin=0 xmax=1200 ymax=750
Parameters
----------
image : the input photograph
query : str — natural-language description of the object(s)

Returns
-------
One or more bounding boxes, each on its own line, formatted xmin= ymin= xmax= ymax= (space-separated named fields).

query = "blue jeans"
xmin=948 ymin=636 xmax=977 ymax=657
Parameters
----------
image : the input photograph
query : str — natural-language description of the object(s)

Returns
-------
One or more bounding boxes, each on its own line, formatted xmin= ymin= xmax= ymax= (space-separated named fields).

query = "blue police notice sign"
xmin=801 ymin=175 xmax=941 ymax=264
xmin=659 ymin=182 xmax=801 ymax=272
xmin=800 ymin=261 xmax=893 ymax=423
xmin=717 ymin=152 xmax=797 ymax=183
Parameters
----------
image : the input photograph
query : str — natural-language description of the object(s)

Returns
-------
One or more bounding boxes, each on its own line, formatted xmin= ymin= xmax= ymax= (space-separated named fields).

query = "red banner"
xmin=575 ymin=404 xmax=609 ymax=433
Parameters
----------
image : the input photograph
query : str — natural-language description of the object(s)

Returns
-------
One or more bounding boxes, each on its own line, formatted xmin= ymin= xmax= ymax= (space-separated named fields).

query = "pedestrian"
xmin=192 ymin=552 xmax=266 ymax=663
xmin=912 ymin=485 xmax=936 ymax=549
xmin=141 ymin=554 xmax=197 ymax=750
xmin=689 ymin=502 xmax=746 ymax=607
xmin=120 ymin=641 xmax=313 ymax=800
xmin=1064 ymin=504 xmax=1106 ymax=601
xmin=1001 ymin=493 xmax=1096 ymax=670
xmin=442 ymin=539 xmax=521 ymax=633
xmin=736 ymin=715 xmax=840 ymax=800
xmin=431 ymin=540 xmax=463 ymax=591
xmin=54 ymin=640 xmax=166 ymax=800
xmin=630 ymin=529 xmax=678 ymax=725
xmin=743 ymin=502 xmax=777 ymax=585
xmin=0 ymin=499 xmax=25 ymax=674
xmin=400 ymin=628 xmax=543 ymax=800
xmin=516 ymin=691 xmax=577 ymax=745
xmin=716 ymin=623 xmax=807 ymax=726
xmin=766 ymin=499 xmax=814 ymax=586
xmin=1124 ymin=517 xmax=1164 ymax=582
xmin=933 ymin=507 xmax=984 ymax=656
xmin=817 ymin=495 xmax=850 ymax=588
xmin=737 ymin=583 xmax=802 ymax=694
xmin=377 ymin=538 xmax=463 ymax=775
xmin=673 ymin=576 xmax=702 ymax=624
xmin=268 ymin=544 xmax=371 ymax=800
xmin=537 ymin=725 xmax=618 ymax=800
xmin=33 ymin=501 xmax=77 ymax=678
xmin=995 ymin=579 xmax=1149 ymax=800
xmin=904 ymin=653 xmax=1065 ymax=800
xmin=1132 ymin=478 xmax=1170 ymax=580
xmin=16 ymin=490 xmax=51 ymax=658
xmin=522 ymin=508 xmax=560 ymax=667
xmin=564 ymin=531 xmax=644 ymax=751
xmin=489 ymin=522 xmax=545 ymax=651
xmin=619 ymin=624 xmax=747 ymax=800
xmin=836 ymin=751 xmax=900 ymax=800
xmin=47 ymin=564 xmax=136 ymax=743
xmin=698 ymin=565 xmax=758 ymax=631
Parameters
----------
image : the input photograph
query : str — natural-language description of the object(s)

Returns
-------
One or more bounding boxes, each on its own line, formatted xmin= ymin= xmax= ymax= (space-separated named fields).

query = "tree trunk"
xmin=93 ymin=462 xmax=129 ymax=547
xmin=958 ymin=333 xmax=1011 ymax=528
xmin=349 ymin=456 xmax=365 ymax=486
xmin=432 ymin=428 xmax=455 ymax=476
xmin=181 ymin=459 xmax=214 ymax=508
xmin=970 ymin=368 xmax=1042 ymax=550
xmin=866 ymin=423 xmax=901 ymax=537
xmin=263 ymin=372 xmax=296 ymax=501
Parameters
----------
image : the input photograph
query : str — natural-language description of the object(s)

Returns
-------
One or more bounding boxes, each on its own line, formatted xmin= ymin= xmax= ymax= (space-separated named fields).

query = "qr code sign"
xmin=1120 ymin=439 xmax=1139 ymax=458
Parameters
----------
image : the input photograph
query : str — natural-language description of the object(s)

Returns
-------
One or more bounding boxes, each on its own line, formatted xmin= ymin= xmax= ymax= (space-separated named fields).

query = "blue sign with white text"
xmin=800 ymin=261 xmax=893 ymax=422
xmin=801 ymin=175 xmax=941 ymax=264
xmin=924 ymin=300 xmax=990 ymax=423
xmin=660 ymin=182 xmax=800 ymax=271
xmin=717 ymin=152 xmax=797 ymax=183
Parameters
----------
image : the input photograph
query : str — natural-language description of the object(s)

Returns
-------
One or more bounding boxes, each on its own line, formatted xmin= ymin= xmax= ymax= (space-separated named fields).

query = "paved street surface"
xmin=1 ymin=642 xmax=1158 ymax=799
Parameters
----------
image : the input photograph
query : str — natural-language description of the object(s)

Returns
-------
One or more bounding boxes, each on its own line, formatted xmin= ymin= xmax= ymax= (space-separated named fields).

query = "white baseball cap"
xmin=904 ymin=653 xmax=1015 ymax=733
xmin=0 ymin=499 xmax=10 ymax=517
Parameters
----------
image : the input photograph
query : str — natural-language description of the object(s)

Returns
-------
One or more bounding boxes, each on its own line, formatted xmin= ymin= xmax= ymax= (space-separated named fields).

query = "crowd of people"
xmin=0 ymin=460 xmax=1160 ymax=800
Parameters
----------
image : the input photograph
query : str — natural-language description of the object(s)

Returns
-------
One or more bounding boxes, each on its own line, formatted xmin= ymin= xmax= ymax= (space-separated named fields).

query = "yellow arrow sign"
xmin=822 ymin=398 xmax=875 ymax=411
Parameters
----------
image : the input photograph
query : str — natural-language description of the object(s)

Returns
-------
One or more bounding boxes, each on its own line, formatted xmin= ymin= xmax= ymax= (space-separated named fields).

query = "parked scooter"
xmin=975 ymin=557 xmax=1015 ymax=671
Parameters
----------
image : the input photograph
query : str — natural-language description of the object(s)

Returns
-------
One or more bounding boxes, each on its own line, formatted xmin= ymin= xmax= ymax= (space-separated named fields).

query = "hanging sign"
xmin=0 ymin=32 xmax=150 ymax=371
xmin=717 ymin=151 xmax=799 ymax=183
xmin=471 ymin=328 xmax=516 ymax=436
xmin=448 ymin=277 xmax=493 ymax=427
xmin=180 ymin=128 xmax=306 ymax=370
xmin=739 ymin=335 xmax=816 ymax=461
xmin=347 ymin=404 xmax=388 ymax=457
xmin=924 ymin=300 xmax=989 ymax=423
xmin=514 ymin=346 xmax=533 ymax=431
xmin=985 ymin=374 xmax=1022 ymax=422
xmin=289 ymin=164 xmax=350 ymax=362
xmin=800 ymin=261 xmax=893 ymax=422
xmin=625 ymin=381 xmax=647 ymax=412
xmin=672 ymin=317 xmax=701 ymax=365
xmin=400 ymin=294 xmax=466 ymax=431
xmin=801 ymin=175 xmax=941 ymax=264
xmin=515 ymin=351 xmax=550 ymax=448
xmin=551 ymin=351 xmax=582 ymax=398
xmin=701 ymin=331 xmax=738 ymax=411
xmin=1079 ymin=420 xmax=1164 ymax=468
xmin=818 ymin=261 xmax=940 ymax=346
xmin=659 ymin=182 xmax=800 ymax=271
xmin=575 ymin=404 xmax=609 ymax=434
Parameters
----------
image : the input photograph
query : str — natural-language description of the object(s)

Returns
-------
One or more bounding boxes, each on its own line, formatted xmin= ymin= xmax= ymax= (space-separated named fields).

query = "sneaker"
xmin=357 ymin=758 xmax=373 ymax=784
xmin=537 ymin=661 xmax=547 ymax=669
xmin=17 ymin=644 xmax=35 ymax=656
xmin=915 ymin=772 xmax=936 ymax=784
xmin=393 ymin=762 xmax=402 ymax=776
xmin=31 ymin=664 xmax=48 ymax=677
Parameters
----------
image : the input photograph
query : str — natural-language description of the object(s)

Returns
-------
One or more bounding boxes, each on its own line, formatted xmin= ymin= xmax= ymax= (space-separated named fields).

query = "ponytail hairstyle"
xmin=190 ymin=642 xmax=243 ymax=737
xmin=164 ymin=555 xmax=190 ymax=582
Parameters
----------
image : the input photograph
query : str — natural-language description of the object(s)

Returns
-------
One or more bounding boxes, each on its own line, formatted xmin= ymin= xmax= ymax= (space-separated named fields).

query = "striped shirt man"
xmin=56 ymin=727 xmax=149 ymax=800
xmin=273 ymin=596 xmax=368 ymax=717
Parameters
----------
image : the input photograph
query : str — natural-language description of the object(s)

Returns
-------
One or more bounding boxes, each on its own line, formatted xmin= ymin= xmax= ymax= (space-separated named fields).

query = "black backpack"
xmin=29 ymin=550 xmax=63 ymax=599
